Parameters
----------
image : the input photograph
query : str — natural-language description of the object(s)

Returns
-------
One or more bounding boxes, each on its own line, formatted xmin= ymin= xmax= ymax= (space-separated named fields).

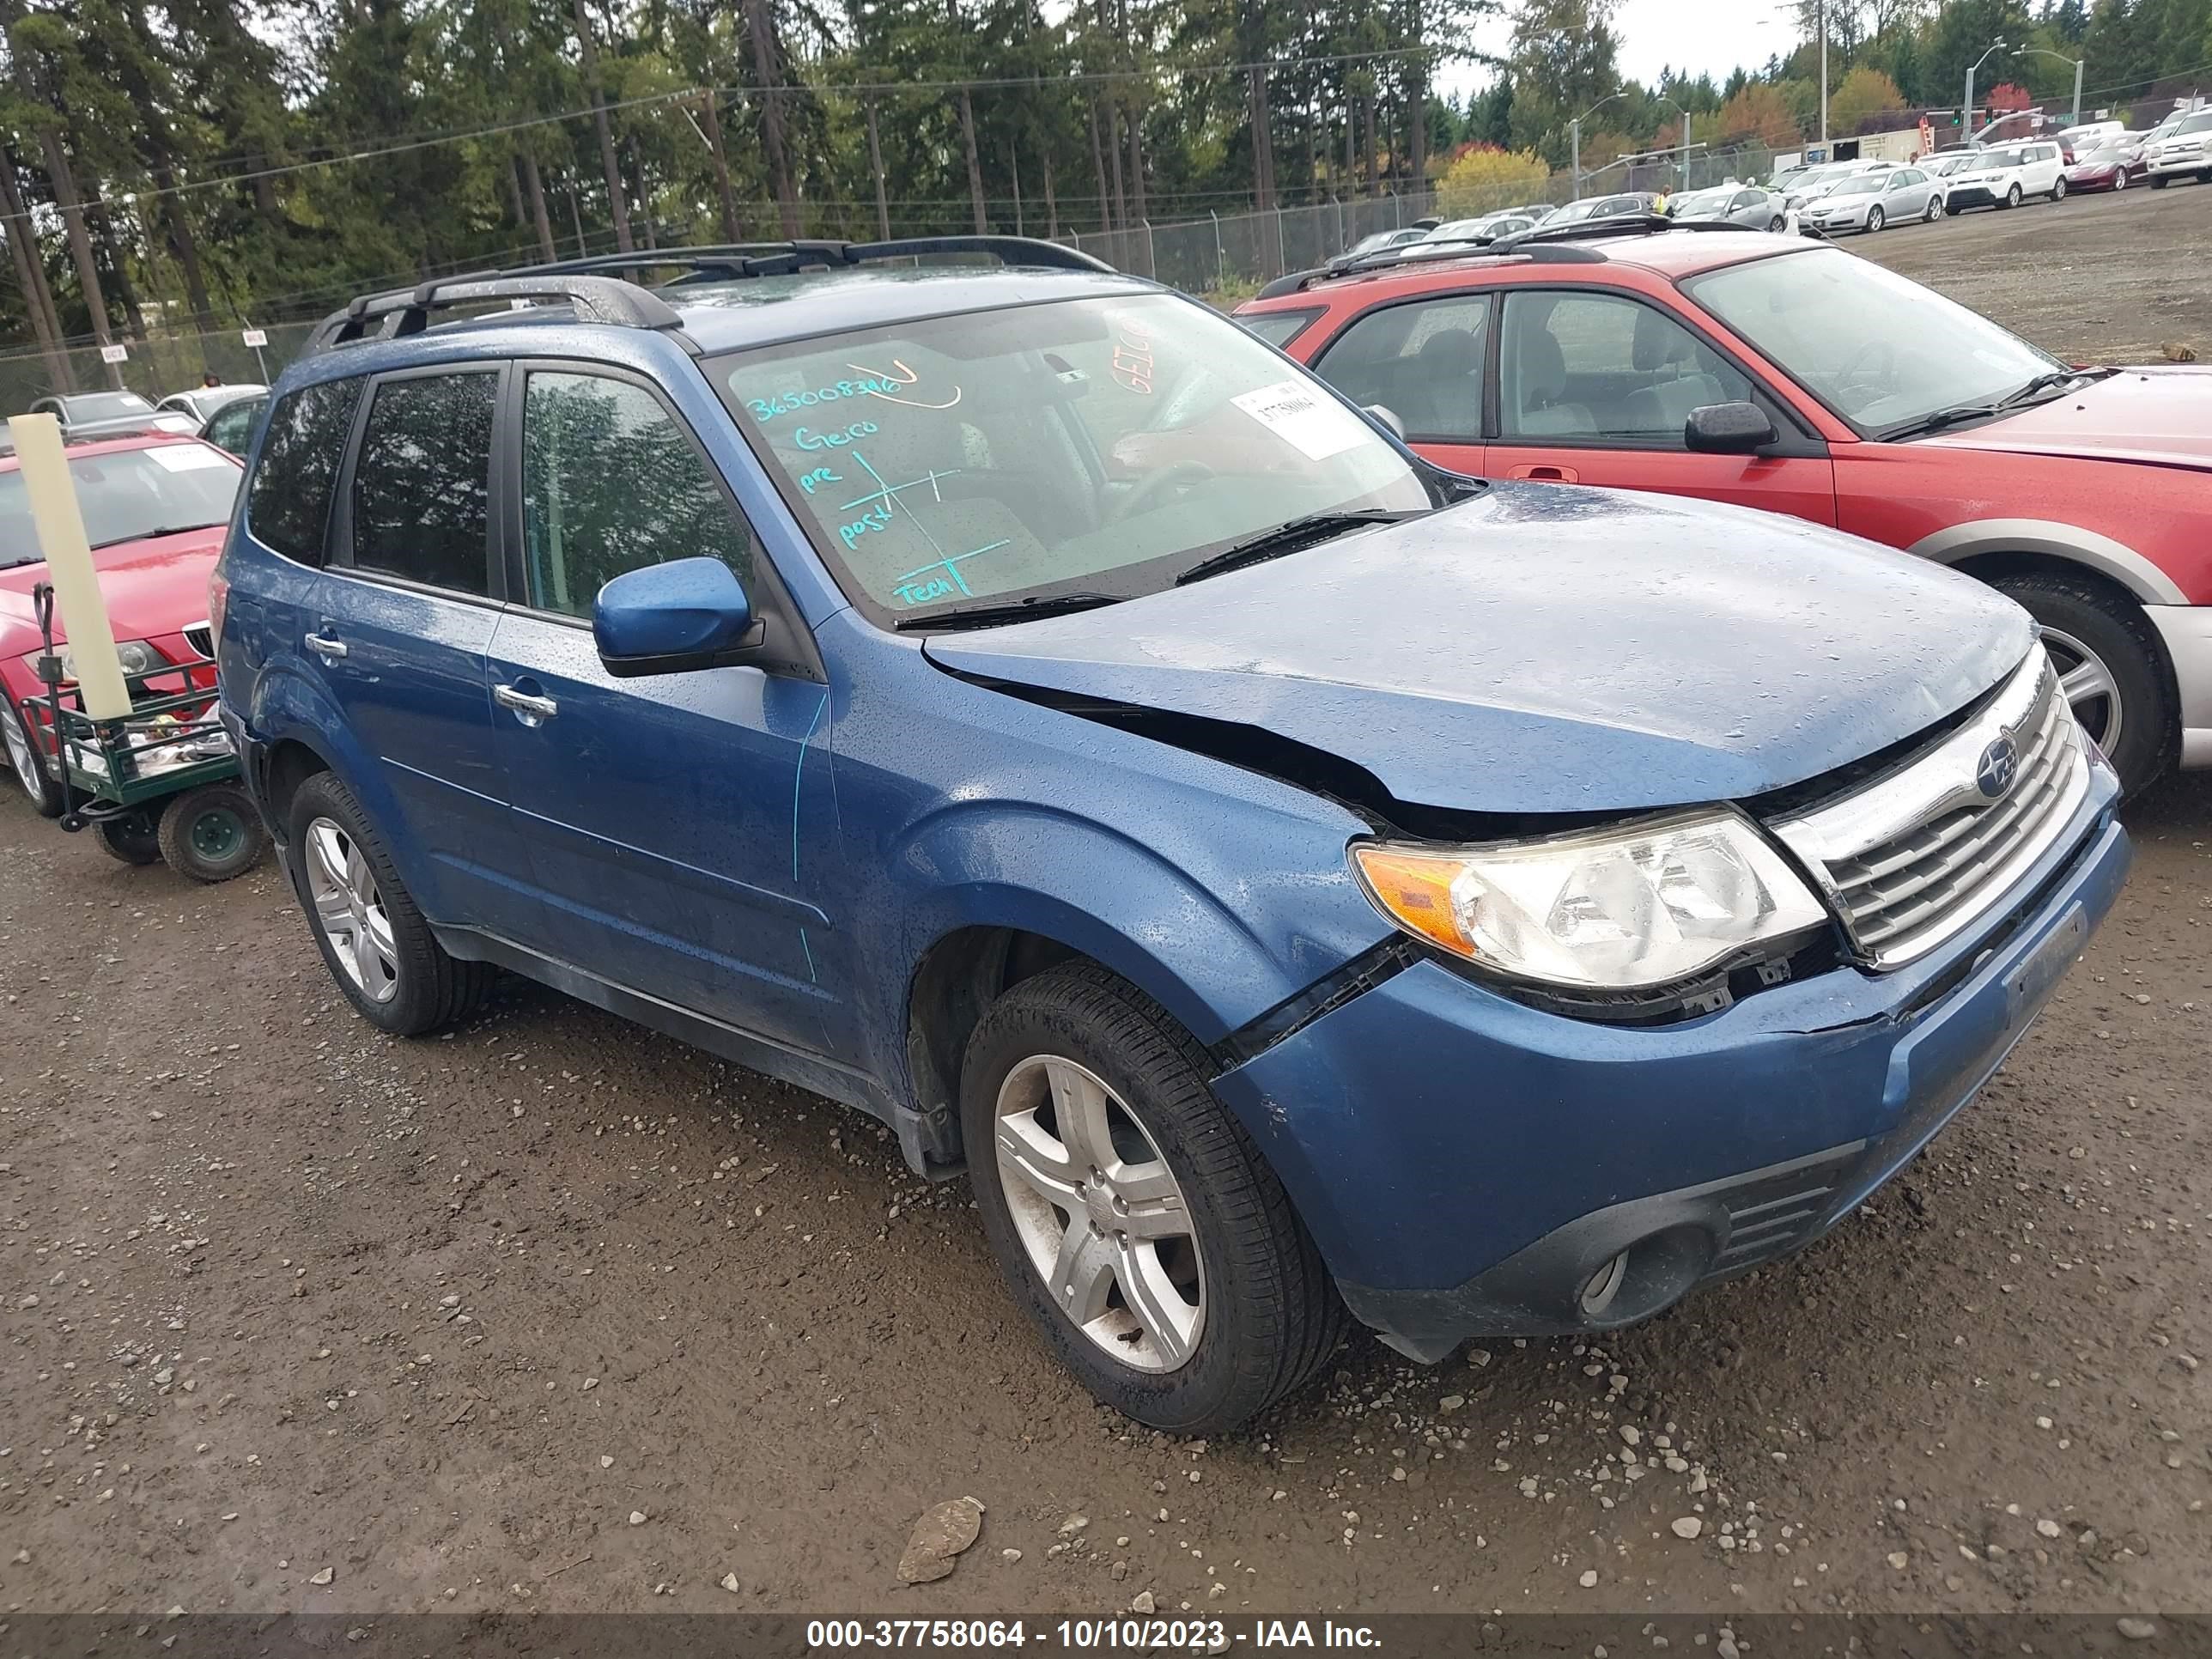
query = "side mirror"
xmin=593 ymin=556 xmax=763 ymax=678
xmin=1364 ymin=404 xmax=1407 ymax=440
xmin=1684 ymin=401 xmax=1779 ymax=455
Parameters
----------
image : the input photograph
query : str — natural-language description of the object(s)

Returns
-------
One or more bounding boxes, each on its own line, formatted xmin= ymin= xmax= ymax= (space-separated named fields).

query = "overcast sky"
xmin=1436 ymin=0 xmax=1802 ymax=103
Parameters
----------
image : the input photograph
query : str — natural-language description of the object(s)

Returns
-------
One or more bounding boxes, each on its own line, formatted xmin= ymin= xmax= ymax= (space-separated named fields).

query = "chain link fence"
xmin=1 ymin=145 xmax=1789 ymax=413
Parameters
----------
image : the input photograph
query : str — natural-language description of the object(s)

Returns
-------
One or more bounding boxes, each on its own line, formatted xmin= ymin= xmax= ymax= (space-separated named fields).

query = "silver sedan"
xmin=1802 ymin=166 xmax=1944 ymax=233
xmin=1669 ymin=185 xmax=1790 ymax=230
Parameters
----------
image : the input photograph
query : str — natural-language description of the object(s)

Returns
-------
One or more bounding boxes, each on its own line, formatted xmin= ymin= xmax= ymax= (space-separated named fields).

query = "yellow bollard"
xmin=5 ymin=412 xmax=131 ymax=720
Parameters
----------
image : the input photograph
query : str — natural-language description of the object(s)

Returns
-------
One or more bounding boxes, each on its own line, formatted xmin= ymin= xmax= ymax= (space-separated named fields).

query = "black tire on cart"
xmin=5 ymin=702 xmax=63 ymax=818
xmin=158 ymin=782 xmax=267 ymax=884
xmin=95 ymin=812 xmax=162 ymax=865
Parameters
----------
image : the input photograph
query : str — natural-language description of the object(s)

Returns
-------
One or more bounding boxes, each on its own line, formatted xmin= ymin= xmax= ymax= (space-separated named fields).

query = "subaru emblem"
xmin=1976 ymin=734 xmax=2020 ymax=800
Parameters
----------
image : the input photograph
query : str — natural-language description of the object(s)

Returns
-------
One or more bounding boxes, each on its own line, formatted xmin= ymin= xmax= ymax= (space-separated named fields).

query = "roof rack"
xmin=514 ymin=235 xmax=1114 ymax=282
xmin=1251 ymin=237 xmax=1607 ymax=300
xmin=304 ymin=235 xmax=1118 ymax=356
xmin=305 ymin=271 xmax=690 ymax=356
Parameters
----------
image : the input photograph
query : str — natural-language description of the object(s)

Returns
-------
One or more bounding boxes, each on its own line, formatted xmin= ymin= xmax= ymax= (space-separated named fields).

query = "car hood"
xmin=1926 ymin=365 xmax=2212 ymax=471
xmin=0 ymin=526 xmax=227 ymax=658
xmin=925 ymin=486 xmax=2033 ymax=816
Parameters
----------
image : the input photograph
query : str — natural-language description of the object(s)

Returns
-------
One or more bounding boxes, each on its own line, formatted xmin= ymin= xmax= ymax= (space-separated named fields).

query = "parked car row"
xmin=9 ymin=226 xmax=2192 ymax=1437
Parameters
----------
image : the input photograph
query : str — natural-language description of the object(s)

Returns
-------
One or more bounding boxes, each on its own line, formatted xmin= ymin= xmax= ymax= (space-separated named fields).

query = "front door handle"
xmin=303 ymin=631 xmax=348 ymax=660
xmin=1507 ymin=463 xmax=1580 ymax=483
xmin=493 ymin=683 xmax=560 ymax=726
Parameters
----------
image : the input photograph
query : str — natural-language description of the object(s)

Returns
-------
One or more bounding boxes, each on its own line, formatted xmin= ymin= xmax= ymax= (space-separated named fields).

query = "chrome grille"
xmin=181 ymin=621 xmax=215 ymax=661
xmin=1771 ymin=650 xmax=2090 ymax=969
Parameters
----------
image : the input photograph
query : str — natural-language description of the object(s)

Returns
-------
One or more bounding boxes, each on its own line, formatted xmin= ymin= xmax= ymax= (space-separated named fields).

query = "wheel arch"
xmin=1911 ymin=520 xmax=2189 ymax=606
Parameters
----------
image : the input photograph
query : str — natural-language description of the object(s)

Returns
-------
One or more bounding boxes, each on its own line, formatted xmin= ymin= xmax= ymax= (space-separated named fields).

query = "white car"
xmin=2146 ymin=109 xmax=2212 ymax=186
xmin=1942 ymin=140 xmax=2065 ymax=210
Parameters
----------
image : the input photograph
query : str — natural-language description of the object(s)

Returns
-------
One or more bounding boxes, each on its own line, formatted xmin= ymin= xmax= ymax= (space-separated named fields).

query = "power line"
xmin=0 ymin=43 xmax=1443 ymax=230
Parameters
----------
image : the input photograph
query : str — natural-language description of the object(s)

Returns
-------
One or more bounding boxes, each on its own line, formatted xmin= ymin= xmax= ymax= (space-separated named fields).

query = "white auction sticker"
xmin=1231 ymin=379 xmax=1367 ymax=461
xmin=145 ymin=444 xmax=237 ymax=472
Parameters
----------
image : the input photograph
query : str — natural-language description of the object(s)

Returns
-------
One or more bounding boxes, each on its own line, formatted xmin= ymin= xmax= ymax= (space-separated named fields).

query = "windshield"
xmin=63 ymin=392 xmax=155 ymax=422
xmin=1685 ymin=247 xmax=2063 ymax=434
xmin=1828 ymin=175 xmax=1882 ymax=197
xmin=717 ymin=293 xmax=1434 ymax=624
xmin=2177 ymin=112 xmax=2212 ymax=136
xmin=1673 ymin=190 xmax=1732 ymax=216
xmin=0 ymin=444 xmax=240 ymax=567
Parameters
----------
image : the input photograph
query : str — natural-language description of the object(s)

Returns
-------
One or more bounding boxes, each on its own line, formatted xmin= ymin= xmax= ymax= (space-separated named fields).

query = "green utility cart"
xmin=28 ymin=581 xmax=265 ymax=883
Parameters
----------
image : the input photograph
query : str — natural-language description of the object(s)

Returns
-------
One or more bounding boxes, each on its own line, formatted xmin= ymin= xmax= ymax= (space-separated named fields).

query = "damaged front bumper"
xmin=1210 ymin=791 xmax=2129 ymax=1363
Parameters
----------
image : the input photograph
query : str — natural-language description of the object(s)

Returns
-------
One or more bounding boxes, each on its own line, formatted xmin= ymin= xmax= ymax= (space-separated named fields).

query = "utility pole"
xmin=1819 ymin=0 xmax=1828 ymax=148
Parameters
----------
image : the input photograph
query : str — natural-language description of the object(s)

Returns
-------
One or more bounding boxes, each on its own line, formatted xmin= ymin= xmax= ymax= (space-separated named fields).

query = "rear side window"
xmin=348 ymin=372 xmax=496 ymax=596
xmin=1315 ymin=295 xmax=1491 ymax=443
xmin=1237 ymin=308 xmax=1321 ymax=350
xmin=247 ymin=378 xmax=363 ymax=565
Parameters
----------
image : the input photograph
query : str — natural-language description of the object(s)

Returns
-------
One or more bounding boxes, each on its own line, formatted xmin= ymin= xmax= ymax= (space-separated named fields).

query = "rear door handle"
xmin=303 ymin=631 xmax=348 ymax=660
xmin=493 ymin=683 xmax=560 ymax=726
xmin=1507 ymin=464 xmax=1580 ymax=483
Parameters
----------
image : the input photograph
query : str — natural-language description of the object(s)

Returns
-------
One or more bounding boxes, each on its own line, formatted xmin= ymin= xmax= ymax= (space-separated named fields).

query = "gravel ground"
xmin=3 ymin=190 xmax=2209 ymax=1620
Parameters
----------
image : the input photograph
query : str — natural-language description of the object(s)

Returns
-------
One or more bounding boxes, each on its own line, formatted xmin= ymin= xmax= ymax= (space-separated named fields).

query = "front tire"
xmin=286 ymin=770 xmax=493 ymax=1034
xmin=1867 ymin=204 xmax=1886 ymax=233
xmin=2005 ymin=183 xmax=2023 ymax=208
xmin=1992 ymin=574 xmax=2173 ymax=795
xmin=4 ymin=702 xmax=62 ymax=818
xmin=2113 ymin=169 xmax=2128 ymax=191
xmin=962 ymin=963 xmax=1346 ymax=1435
xmin=2151 ymin=173 xmax=2170 ymax=189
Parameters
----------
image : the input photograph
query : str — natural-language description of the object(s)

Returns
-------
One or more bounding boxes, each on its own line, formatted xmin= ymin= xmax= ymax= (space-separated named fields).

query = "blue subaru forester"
xmin=213 ymin=238 xmax=2129 ymax=1433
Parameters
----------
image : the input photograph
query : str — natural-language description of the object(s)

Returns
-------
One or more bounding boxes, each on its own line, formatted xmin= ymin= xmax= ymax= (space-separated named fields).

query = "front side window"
xmin=0 ymin=446 xmax=240 ymax=568
xmin=521 ymin=372 xmax=755 ymax=618
xmin=1685 ymin=247 xmax=2062 ymax=433
xmin=1498 ymin=291 xmax=1753 ymax=443
xmin=1314 ymin=295 xmax=1490 ymax=442
xmin=716 ymin=293 xmax=1433 ymax=624
xmin=249 ymin=379 xmax=362 ymax=563
xmin=348 ymin=372 xmax=495 ymax=596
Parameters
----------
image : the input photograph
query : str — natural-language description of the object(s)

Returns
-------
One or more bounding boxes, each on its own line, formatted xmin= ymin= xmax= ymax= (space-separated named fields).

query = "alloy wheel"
xmin=2053 ymin=177 xmax=2067 ymax=200
xmin=1925 ymin=194 xmax=1942 ymax=221
xmin=2114 ymin=169 xmax=2128 ymax=190
xmin=3 ymin=712 xmax=42 ymax=801
xmin=2043 ymin=625 xmax=2124 ymax=758
xmin=1867 ymin=206 xmax=1885 ymax=232
xmin=303 ymin=816 xmax=400 ymax=1002
xmin=993 ymin=1054 xmax=1205 ymax=1373
xmin=2007 ymin=184 xmax=2023 ymax=207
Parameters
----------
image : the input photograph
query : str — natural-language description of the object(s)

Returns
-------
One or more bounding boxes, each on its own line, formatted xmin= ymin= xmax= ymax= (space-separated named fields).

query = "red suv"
xmin=1 ymin=431 xmax=240 ymax=815
xmin=1240 ymin=223 xmax=2212 ymax=793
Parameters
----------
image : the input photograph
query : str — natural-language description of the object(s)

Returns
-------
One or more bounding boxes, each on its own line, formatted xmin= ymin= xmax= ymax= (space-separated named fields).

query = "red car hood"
xmin=0 ymin=526 xmax=227 ymax=659
xmin=1925 ymin=365 xmax=2212 ymax=471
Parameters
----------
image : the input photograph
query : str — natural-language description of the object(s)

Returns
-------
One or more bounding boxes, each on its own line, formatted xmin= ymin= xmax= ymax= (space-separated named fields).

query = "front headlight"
xmin=54 ymin=639 xmax=163 ymax=680
xmin=1350 ymin=809 xmax=1827 ymax=992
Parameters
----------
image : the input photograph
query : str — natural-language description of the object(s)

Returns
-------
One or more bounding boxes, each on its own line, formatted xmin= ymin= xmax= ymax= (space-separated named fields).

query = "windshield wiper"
xmin=1881 ymin=368 xmax=2106 ymax=441
xmin=1173 ymin=509 xmax=1419 ymax=586
xmin=893 ymin=591 xmax=1126 ymax=632
xmin=91 ymin=522 xmax=221 ymax=550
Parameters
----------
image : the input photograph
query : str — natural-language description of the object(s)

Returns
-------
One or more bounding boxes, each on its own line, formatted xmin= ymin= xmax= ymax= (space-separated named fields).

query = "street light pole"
xmin=2018 ymin=47 xmax=2087 ymax=129
xmin=1819 ymin=0 xmax=1828 ymax=148
xmin=1570 ymin=90 xmax=1626 ymax=200
xmin=1965 ymin=41 xmax=2008 ymax=146
xmin=1657 ymin=98 xmax=1690 ymax=191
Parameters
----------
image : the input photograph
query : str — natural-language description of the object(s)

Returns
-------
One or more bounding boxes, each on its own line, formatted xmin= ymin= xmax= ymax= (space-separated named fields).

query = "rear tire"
xmin=5 ymin=702 xmax=62 ymax=818
xmin=1990 ymin=574 xmax=2173 ymax=796
xmin=2051 ymin=176 xmax=2067 ymax=201
xmin=95 ymin=812 xmax=161 ymax=866
xmin=159 ymin=782 xmax=266 ymax=883
xmin=1924 ymin=194 xmax=1942 ymax=222
xmin=961 ymin=963 xmax=1346 ymax=1435
xmin=285 ymin=770 xmax=493 ymax=1035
